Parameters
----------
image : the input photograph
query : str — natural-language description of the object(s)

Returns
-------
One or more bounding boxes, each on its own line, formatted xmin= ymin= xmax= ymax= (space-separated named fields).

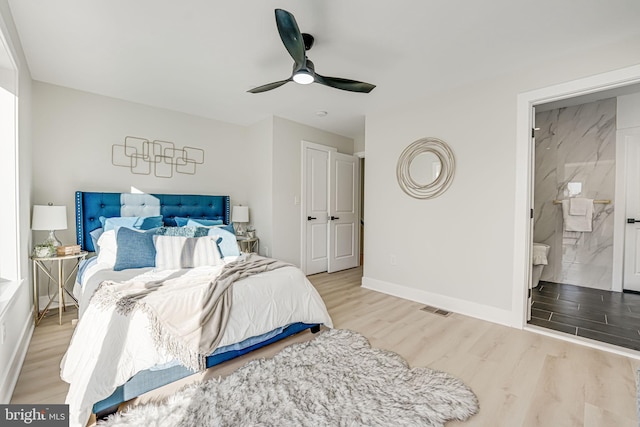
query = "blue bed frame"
xmin=74 ymin=191 xmax=321 ymax=417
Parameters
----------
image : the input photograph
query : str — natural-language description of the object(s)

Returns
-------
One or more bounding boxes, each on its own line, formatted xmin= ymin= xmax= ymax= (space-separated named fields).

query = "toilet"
xmin=532 ymin=243 xmax=550 ymax=288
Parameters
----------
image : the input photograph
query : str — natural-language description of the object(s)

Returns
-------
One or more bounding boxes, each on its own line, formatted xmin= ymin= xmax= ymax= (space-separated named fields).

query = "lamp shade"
xmin=232 ymin=205 xmax=249 ymax=223
xmin=31 ymin=205 xmax=68 ymax=231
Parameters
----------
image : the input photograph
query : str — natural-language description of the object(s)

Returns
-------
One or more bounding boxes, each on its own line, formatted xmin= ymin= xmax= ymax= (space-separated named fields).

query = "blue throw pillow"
xmin=174 ymin=217 xmax=223 ymax=227
xmin=186 ymin=218 xmax=224 ymax=227
xmin=173 ymin=217 xmax=190 ymax=227
xmin=208 ymin=223 xmax=240 ymax=258
xmin=100 ymin=215 xmax=164 ymax=232
xmin=113 ymin=227 xmax=157 ymax=271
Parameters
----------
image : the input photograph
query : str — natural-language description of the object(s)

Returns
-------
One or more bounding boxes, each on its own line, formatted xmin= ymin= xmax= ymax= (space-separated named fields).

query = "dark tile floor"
xmin=529 ymin=280 xmax=640 ymax=351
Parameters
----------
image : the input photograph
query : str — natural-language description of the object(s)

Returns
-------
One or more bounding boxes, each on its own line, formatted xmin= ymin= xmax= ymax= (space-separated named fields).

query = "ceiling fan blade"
xmin=247 ymin=78 xmax=292 ymax=94
xmin=275 ymin=9 xmax=306 ymax=68
xmin=315 ymin=74 xmax=376 ymax=93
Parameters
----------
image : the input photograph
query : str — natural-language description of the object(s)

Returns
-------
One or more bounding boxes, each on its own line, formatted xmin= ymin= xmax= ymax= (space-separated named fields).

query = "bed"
xmin=62 ymin=191 xmax=333 ymax=427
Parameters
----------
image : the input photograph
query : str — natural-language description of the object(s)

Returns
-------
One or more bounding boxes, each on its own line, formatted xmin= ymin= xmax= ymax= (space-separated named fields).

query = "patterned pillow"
xmin=156 ymin=226 xmax=209 ymax=237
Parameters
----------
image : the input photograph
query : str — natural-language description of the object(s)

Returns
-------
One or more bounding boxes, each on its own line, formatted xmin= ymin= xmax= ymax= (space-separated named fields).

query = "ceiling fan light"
xmin=293 ymin=71 xmax=314 ymax=85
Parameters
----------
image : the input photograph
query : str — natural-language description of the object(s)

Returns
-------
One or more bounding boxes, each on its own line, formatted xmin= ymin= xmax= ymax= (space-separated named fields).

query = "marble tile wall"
xmin=534 ymin=98 xmax=616 ymax=290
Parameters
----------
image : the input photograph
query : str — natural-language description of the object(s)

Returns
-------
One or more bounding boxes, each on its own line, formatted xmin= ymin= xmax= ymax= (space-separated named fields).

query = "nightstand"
xmin=236 ymin=236 xmax=259 ymax=254
xmin=31 ymin=251 xmax=87 ymax=325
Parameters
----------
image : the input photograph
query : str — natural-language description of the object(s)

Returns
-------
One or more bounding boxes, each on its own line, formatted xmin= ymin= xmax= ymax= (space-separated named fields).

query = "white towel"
xmin=569 ymin=197 xmax=592 ymax=216
xmin=562 ymin=199 xmax=593 ymax=232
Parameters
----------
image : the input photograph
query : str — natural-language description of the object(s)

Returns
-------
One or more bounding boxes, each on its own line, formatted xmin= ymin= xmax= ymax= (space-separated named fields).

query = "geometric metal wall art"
xmin=112 ymin=136 xmax=205 ymax=178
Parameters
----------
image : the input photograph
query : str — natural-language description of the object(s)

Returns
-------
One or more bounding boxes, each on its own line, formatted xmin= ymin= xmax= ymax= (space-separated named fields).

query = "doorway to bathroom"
xmin=532 ymin=98 xmax=615 ymax=291
xmin=526 ymin=79 xmax=640 ymax=351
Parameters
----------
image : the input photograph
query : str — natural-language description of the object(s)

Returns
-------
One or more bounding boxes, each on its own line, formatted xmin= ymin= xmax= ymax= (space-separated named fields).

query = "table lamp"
xmin=32 ymin=203 xmax=67 ymax=248
xmin=232 ymin=205 xmax=249 ymax=236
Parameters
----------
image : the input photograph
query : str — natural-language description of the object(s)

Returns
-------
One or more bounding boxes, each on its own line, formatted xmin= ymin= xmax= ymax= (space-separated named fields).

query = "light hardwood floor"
xmin=12 ymin=266 xmax=640 ymax=426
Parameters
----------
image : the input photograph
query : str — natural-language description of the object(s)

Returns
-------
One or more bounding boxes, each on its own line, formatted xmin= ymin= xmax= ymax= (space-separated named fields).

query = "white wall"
xmin=271 ymin=116 xmax=354 ymax=265
xmin=618 ymin=92 xmax=640 ymax=129
xmin=31 ymin=84 xmax=355 ymax=283
xmin=246 ymin=117 xmax=274 ymax=256
xmin=32 ymin=82 xmax=253 ymax=248
xmin=353 ymin=133 xmax=365 ymax=154
xmin=0 ymin=0 xmax=33 ymax=403
xmin=353 ymin=120 xmax=365 ymax=154
xmin=31 ymin=82 xmax=258 ymax=303
xmin=363 ymin=36 xmax=640 ymax=326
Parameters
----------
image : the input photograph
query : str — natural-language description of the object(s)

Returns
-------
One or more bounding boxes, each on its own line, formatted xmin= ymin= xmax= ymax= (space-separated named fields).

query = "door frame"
xmin=513 ymin=64 xmax=640 ymax=329
xmin=354 ymin=152 xmax=365 ymax=268
xmin=300 ymin=140 xmax=337 ymax=275
xmin=526 ymin=105 xmax=535 ymax=322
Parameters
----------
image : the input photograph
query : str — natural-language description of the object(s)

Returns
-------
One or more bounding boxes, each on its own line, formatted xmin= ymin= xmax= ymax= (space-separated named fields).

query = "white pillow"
xmin=153 ymin=235 xmax=222 ymax=270
xmin=96 ymin=230 xmax=117 ymax=267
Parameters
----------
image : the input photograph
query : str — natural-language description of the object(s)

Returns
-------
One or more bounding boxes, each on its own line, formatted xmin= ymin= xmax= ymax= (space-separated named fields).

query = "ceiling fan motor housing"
xmin=302 ymin=33 xmax=314 ymax=51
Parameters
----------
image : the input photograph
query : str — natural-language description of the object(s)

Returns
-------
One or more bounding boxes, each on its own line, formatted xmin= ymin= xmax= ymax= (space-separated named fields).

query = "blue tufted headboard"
xmin=75 ymin=191 xmax=230 ymax=252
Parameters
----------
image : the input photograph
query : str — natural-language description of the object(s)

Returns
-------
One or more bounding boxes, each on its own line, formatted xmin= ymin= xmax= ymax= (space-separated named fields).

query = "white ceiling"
xmin=8 ymin=0 xmax=640 ymax=139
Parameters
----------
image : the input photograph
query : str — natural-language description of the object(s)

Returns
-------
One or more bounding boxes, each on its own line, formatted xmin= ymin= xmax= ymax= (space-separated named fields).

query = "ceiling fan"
xmin=248 ymin=9 xmax=376 ymax=94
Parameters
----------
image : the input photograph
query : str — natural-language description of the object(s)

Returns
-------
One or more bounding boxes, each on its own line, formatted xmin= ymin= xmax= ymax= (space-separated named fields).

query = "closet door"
xmin=303 ymin=145 xmax=330 ymax=275
xmin=328 ymin=152 xmax=360 ymax=273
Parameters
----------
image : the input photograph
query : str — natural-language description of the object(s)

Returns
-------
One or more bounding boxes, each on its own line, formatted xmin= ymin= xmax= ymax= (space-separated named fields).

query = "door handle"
xmin=330 ymin=216 xmax=340 ymax=221
xmin=307 ymin=216 xmax=317 ymax=221
xmin=628 ymin=218 xmax=639 ymax=224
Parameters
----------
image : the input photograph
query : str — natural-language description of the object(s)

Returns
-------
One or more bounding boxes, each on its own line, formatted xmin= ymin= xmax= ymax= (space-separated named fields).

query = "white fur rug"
xmin=98 ymin=328 xmax=479 ymax=427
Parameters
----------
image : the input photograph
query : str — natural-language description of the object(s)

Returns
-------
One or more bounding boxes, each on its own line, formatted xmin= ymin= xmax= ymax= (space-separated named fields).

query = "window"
xmin=0 ymin=33 xmax=18 ymax=283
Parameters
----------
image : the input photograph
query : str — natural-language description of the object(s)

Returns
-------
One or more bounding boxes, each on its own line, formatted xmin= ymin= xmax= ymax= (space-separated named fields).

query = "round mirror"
xmin=396 ymin=137 xmax=455 ymax=199
xmin=408 ymin=151 xmax=442 ymax=186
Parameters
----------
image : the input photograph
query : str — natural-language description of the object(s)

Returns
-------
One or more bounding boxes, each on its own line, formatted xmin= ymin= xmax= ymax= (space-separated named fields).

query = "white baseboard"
xmin=362 ymin=276 xmax=514 ymax=327
xmin=0 ymin=309 xmax=34 ymax=403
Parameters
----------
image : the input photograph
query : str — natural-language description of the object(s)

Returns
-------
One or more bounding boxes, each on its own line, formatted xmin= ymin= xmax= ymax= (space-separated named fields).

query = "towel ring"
xmin=396 ymin=137 xmax=455 ymax=199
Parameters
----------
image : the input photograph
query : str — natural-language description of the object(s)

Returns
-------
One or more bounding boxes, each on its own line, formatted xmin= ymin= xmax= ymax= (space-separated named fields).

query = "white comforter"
xmin=62 ymin=260 xmax=333 ymax=427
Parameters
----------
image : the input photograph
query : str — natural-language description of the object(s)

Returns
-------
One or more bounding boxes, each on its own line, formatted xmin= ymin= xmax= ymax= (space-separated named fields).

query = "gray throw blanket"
xmin=92 ymin=254 xmax=292 ymax=371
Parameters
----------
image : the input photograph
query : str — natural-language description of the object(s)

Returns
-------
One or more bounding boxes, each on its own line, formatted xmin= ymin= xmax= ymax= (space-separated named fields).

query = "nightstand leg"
xmin=32 ymin=261 xmax=38 ymax=325
xmin=58 ymin=260 xmax=63 ymax=325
